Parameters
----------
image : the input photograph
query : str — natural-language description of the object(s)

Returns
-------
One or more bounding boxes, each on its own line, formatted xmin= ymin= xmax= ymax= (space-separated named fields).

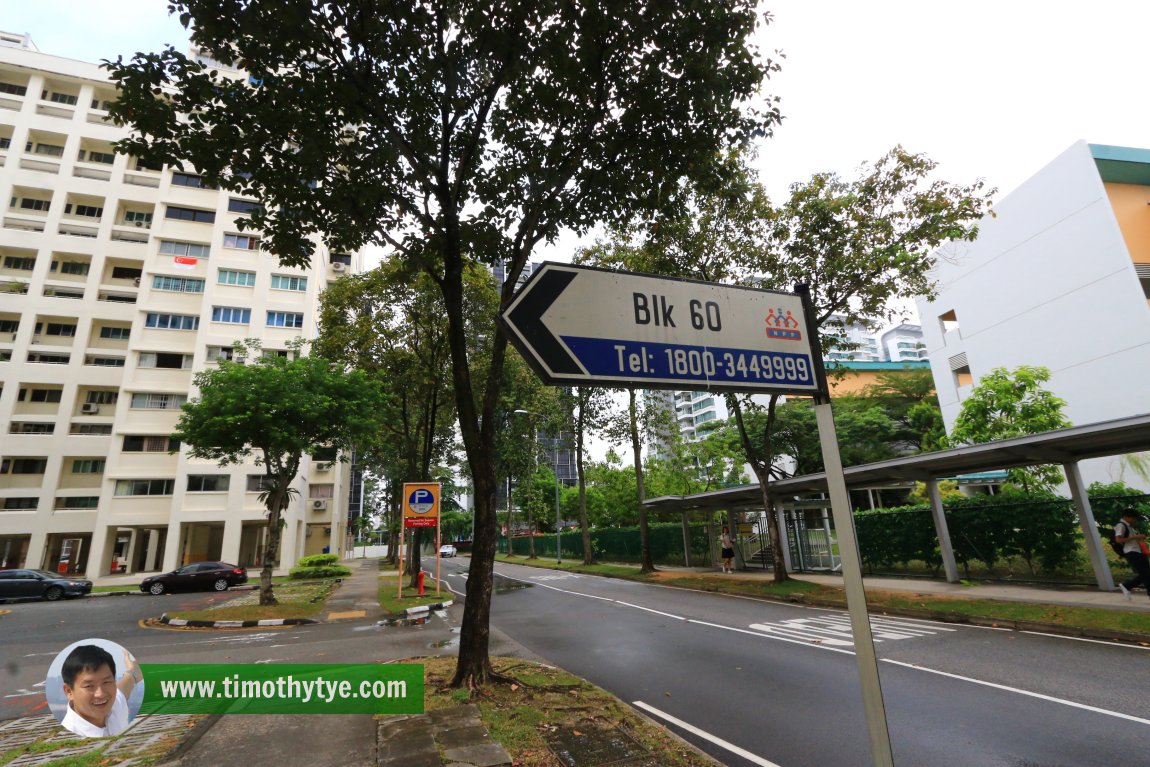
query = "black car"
xmin=140 ymin=562 xmax=248 ymax=595
xmin=0 ymin=569 xmax=92 ymax=602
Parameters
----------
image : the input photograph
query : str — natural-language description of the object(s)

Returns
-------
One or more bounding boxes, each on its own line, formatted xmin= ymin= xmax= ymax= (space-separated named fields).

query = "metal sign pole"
xmin=797 ymin=284 xmax=894 ymax=767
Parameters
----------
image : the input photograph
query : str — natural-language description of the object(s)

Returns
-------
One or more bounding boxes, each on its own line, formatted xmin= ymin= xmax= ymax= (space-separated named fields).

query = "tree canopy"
xmin=106 ymin=0 xmax=781 ymax=686
xmin=174 ymin=344 xmax=387 ymax=603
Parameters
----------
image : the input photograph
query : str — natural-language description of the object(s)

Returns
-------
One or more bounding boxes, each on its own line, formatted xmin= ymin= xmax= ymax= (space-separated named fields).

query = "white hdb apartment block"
xmin=917 ymin=141 xmax=1150 ymax=487
xmin=0 ymin=35 xmax=362 ymax=579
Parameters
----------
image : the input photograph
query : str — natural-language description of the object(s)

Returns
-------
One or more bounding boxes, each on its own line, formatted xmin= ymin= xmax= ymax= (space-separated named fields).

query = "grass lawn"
xmin=494 ymin=554 xmax=1150 ymax=638
xmin=378 ymin=574 xmax=450 ymax=614
xmin=420 ymin=656 xmax=716 ymax=767
xmin=162 ymin=580 xmax=336 ymax=622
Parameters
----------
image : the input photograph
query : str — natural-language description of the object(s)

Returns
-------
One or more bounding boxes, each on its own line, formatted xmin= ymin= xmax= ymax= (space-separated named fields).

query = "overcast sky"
xmin=10 ymin=0 xmax=1145 ymax=231
xmin=8 ymin=1 xmax=1145 ymax=460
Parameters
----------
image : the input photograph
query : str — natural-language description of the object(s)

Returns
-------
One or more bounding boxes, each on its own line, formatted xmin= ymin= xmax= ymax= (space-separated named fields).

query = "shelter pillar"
xmin=1063 ymin=461 xmax=1114 ymax=592
xmin=926 ymin=479 xmax=959 ymax=583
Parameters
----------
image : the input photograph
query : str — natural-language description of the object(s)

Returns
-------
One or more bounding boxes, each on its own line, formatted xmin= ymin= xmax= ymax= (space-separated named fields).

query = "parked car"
xmin=139 ymin=562 xmax=247 ymax=595
xmin=439 ymin=544 xmax=457 ymax=558
xmin=0 ymin=569 xmax=92 ymax=602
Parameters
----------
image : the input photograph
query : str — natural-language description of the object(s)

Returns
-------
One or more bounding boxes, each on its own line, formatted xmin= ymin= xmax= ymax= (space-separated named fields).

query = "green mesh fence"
xmin=500 ymin=522 xmax=712 ymax=566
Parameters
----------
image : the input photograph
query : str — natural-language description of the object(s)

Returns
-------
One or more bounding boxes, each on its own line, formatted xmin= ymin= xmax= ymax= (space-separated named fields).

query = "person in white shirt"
xmin=60 ymin=645 xmax=141 ymax=738
xmin=1115 ymin=508 xmax=1150 ymax=601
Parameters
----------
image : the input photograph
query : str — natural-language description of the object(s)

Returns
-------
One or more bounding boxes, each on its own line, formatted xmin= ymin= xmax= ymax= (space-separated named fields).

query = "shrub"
xmin=297 ymin=553 xmax=339 ymax=568
xmin=289 ymin=564 xmax=351 ymax=580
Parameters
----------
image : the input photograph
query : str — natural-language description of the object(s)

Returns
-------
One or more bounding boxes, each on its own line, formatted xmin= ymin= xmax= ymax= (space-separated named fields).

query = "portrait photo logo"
xmin=46 ymin=638 xmax=145 ymax=738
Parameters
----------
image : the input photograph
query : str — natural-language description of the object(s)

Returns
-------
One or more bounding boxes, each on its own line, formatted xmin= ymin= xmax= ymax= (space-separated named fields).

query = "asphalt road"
xmin=435 ymin=557 xmax=1150 ymax=767
xmin=0 ymin=589 xmax=460 ymax=721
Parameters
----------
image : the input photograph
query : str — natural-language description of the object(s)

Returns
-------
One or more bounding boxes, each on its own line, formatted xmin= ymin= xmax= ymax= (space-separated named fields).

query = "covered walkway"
xmin=645 ymin=412 xmax=1150 ymax=591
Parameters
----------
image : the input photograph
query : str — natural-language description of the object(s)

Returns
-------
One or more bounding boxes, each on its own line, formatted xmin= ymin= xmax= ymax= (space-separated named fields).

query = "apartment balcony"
xmin=18 ymin=156 xmax=61 ymax=175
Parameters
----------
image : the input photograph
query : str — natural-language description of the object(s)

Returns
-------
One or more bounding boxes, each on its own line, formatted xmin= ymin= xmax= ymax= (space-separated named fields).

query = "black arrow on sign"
xmin=503 ymin=268 xmax=583 ymax=375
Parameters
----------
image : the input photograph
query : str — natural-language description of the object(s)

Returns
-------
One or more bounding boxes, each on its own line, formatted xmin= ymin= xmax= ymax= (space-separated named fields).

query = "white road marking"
xmin=881 ymin=658 xmax=1150 ymax=727
xmin=614 ymin=601 xmax=685 ymax=620
xmin=1021 ymin=631 xmax=1150 ymax=649
xmin=633 ymin=701 xmax=784 ymax=767
xmin=3 ymin=689 xmax=41 ymax=699
xmin=689 ymin=618 xmax=856 ymax=655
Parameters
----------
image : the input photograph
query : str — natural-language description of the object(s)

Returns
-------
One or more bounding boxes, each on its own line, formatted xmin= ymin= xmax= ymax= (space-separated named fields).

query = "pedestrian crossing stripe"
xmin=749 ymin=614 xmax=956 ymax=646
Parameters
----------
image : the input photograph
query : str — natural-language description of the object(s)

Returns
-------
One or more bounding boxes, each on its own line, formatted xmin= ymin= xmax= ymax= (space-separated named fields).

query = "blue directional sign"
xmin=500 ymin=263 xmax=821 ymax=394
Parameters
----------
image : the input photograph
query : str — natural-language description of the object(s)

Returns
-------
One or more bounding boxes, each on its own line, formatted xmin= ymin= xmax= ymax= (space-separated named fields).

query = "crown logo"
xmin=765 ymin=308 xmax=803 ymax=341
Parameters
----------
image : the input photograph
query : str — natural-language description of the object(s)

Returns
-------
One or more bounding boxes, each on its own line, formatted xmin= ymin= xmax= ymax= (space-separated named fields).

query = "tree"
xmin=861 ymin=368 xmax=945 ymax=453
xmin=174 ymin=343 xmax=387 ymax=605
xmin=107 ymin=0 xmax=776 ymax=687
xmin=945 ymin=365 xmax=1072 ymax=492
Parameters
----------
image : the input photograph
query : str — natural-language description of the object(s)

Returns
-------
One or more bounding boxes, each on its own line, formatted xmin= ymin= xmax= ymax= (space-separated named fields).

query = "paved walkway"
xmin=4 ymin=557 xmax=1147 ymax=767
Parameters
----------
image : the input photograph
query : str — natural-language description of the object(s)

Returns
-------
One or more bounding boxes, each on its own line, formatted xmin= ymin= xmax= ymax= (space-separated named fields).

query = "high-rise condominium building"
xmin=0 ymin=34 xmax=361 ymax=579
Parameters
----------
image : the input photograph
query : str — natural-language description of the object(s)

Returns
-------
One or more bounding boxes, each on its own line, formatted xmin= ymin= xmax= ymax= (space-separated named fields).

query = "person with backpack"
xmin=1115 ymin=508 xmax=1150 ymax=601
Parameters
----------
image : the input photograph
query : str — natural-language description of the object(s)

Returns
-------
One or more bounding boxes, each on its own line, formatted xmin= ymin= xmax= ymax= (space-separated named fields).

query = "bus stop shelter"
xmin=645 ymin=412 xmax=1150 ymax=591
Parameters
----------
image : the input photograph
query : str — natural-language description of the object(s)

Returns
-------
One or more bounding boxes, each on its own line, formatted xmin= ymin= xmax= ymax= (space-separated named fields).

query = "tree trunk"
xmin=629 ymin=390 xmax=655 ymax=573
xmin=730 ymin=394 xmax=790 ymax=583
xmin=452 ymin=448 xmax=498 ymax=687
xmin=577 ymin=398 xmax=592 ymax=565
xmin=407 ymin=527 xmax=423 ymax=588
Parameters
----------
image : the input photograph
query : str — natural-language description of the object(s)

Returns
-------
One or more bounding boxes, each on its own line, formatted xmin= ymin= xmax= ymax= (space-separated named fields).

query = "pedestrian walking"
xmin=720 ymin=526 xmax=735 ymax=573
xmin=1115 ymin=507 xmax=1150 ymax=601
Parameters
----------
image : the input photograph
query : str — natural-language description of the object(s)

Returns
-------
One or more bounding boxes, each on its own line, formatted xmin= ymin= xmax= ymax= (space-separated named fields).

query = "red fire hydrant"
xmin=417 ymin=570 xmax=425 ymax=595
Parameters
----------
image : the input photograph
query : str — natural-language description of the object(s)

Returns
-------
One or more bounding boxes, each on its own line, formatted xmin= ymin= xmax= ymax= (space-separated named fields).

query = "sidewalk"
xmin=3 ymin=557 xmax=1147 ymax=767
xmin=656 ymin=564 xmax=1150 ymax=612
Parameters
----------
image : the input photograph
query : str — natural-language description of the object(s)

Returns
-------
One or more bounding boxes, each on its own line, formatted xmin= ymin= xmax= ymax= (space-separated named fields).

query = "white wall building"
xmin=0 ymin=35 xmax=361 ymax=578
xmin=916 ymin=141 xmax=1150 ymax=487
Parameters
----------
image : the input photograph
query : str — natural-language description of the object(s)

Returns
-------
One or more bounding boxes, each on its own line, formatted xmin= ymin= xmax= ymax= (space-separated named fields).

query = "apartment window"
xmin=158 ymin=240 xmax=211 ymax=259
xmin=218 ymin=269 xmax=256 ymax=287
xmin=111 ymin=266 xmax=143 ymax=280
xmin=36 ymin=323 xmax=77 ymax=337
xmin=0 ymin=319 xmax=18 ymax=333
xmin=80 ymin=150 xmax=116 ymax=165
xmin=138 ymin=352 xmax=193 ymax=369
xmin=187 ymin=475 xmax=229 ymax=492
xmin=10 ymin=423 xmax=55 ymax=435
xmin=310 ymin=484 xmax=334 ymax=499
xmin=123 ymin=435 xmax=180 ymax=453
xmin=27 ymin=353 xmax=70 ymax=364
xmin=18 ymin=389 xmax=63 ymax=403
xmin=165 ymin=205 xmax=215 ymax=224
xmin=99 ymin=326 xmax=130 ymax=340
xmin=1 ymin=458 xmax=48 ymax=474
xmin=271 ymin=274 xmax=307 ymax=292
xmin=206 ymin=346 xmax=239 ymax=362
xmin=71 ymin=459 xmax=105 ymax=474
xmin=223 ymin=233 xmax=260 ymax=250
xmin=246 ymin=475 xmax=273 ymax=492
xmin=85 ymin=391 xmax=119 ymax=405
xmin=152 ymin=275 xmax=205 ymax=293
xmin=266 ymin=311 xmax=303 ymax=329
xmin=3 ymin=256 xmax=35 ymax=270
xmin=54 ymin=261 xmax=90 ymax=277
xmin=0 ymin=137 xmax=9 ymax=150
xmin=0 ymin=82 xmax=27 ymax=96
xmin=129 ymin=393 xmax=187 ymax=410
xmin=144 ymin=313 xmax=199 ymax=331
xmin=227 ymin=198 xmax=264 ymax=215
xmin=114 ymin=479 xmax=175 ymax=496
xmin=16 ymin=198 xmax=50 ymax=212
xmin=3 ymin=497 xmax=38 ymax=510
xmin=123 ymin=211 xmax=153 ymax=225
xmin=30 ymin=142 xmax=65 ymax=157
xmin=70 ymin=424 xmax=113 ymax=435
xmin=44 ymin=91 xmax=78 ymax=106
xmin=55 ymin=496 xmax=99 ymax=509
xmin=64 ymin=204 xmax=103 ymax=218
xmin=171 ymin=171 xmax=213 ymax=189
xmin=212 ymin=306 xmax=251 ymax=324
xmin=939 ymin=310 xmax=960 ymax=335
xmin=86 ymin=356 xmax=125 ymax=367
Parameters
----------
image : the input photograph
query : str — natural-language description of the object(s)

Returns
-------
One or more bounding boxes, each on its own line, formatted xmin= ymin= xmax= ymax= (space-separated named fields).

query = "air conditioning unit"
xmin=330 ymin=262 xmax=346 ymax=273
xmin=315 ymin=462 xmax=331 ymax=471
xmin=233 ymin=356 xmax=246 ymax=364
xmin=80 ymin=403 xmax=99 ymax=414
xmin=312 ymin=499 xmax=329 ymax=511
